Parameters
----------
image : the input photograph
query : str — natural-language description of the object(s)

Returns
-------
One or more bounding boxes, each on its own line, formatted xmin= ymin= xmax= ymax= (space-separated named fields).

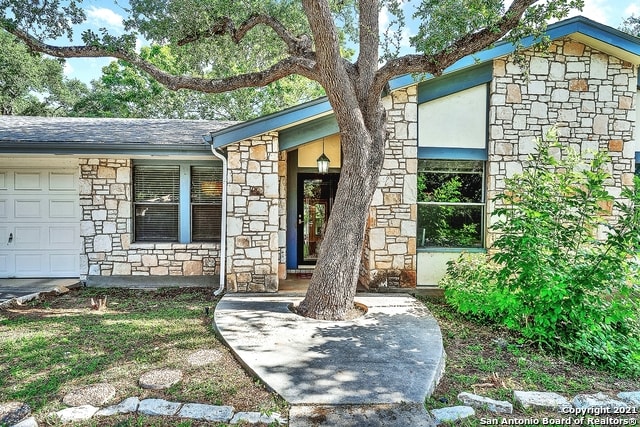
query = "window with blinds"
xmin=133 ymin=165 xmax=180 ymax=242
xmin=191 ymin=166 xmax=223 ymax=241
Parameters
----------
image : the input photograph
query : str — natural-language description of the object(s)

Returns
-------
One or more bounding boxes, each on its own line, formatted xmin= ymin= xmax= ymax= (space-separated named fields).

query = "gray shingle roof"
xmin=0 ymin=116 xmax=235 ymax=145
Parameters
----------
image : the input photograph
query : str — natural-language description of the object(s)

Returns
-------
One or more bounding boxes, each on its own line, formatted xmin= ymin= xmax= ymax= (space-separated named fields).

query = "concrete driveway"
xmin=0 ymin=278 xmax=80 ymax=306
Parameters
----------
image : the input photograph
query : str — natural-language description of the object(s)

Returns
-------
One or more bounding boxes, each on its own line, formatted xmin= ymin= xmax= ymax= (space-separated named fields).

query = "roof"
xmin=208 ymin=15 xmax=640 ymax=149
xmin=0 ymin=116 xmax=235 ymax=156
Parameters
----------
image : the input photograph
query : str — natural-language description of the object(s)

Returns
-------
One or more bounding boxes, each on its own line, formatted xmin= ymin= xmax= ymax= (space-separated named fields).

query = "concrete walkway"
xmin=214 ymin=293 xmax=445 ymax=426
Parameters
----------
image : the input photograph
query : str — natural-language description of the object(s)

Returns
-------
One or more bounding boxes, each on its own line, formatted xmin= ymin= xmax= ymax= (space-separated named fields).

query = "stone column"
xmin=225 ymin=133 xmax=281 ymax=292
xmin=366 ymin=86 xmax=419 ymax=288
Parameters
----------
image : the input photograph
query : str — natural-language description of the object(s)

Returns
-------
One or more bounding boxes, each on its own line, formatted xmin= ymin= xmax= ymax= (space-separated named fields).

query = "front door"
xmin=297 ymin=173 xmax=339 ymax=266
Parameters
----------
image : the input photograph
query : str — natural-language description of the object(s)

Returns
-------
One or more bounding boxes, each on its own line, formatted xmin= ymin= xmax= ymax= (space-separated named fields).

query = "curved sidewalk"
xmin=214 ymin=293 xmax=445 ymax=426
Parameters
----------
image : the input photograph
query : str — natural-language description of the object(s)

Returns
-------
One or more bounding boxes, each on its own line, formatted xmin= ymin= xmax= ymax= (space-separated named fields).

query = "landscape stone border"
xmin=430 ymin=390 xmax=640 ymax=425
xmin=49 ymin=398 xmax=285 ymax=426
xmin=4 ymin=389 xmax=639 ymax=425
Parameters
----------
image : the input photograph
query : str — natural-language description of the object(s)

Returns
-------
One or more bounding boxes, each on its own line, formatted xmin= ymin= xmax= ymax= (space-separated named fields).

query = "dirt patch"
xmin=289 ymin=302 xmax=368 ymax=320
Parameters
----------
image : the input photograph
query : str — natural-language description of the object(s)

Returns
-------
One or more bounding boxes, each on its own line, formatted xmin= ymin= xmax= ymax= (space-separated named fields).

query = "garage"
xmin=0 ymin=165 xmax=80 ymax=278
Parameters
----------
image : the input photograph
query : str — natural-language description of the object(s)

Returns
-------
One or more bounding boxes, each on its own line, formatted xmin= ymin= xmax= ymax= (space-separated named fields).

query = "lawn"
xmin=1 ymin=288 xmax=637 ymax=426
xmin=0 ymin=287 xmax=284 ymax=426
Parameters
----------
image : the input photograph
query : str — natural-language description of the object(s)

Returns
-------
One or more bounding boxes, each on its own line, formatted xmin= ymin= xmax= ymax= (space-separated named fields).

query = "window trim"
xmin=416 ymin=159 xmax=486 ymax=250
xmin=133 ymin=160 xmax=222 ymax=244
xmin=133 ymin=164 xmax=180 ymax=242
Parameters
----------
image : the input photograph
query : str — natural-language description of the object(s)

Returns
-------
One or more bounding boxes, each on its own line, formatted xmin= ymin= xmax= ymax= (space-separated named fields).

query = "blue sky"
xmin=64 ymin=0 xmax=640 ymax=85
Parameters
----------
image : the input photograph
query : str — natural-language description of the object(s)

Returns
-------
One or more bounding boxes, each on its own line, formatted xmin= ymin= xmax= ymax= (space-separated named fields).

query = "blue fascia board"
xmin=418 ymin=61 xmax=493 ymax=104
xmin=279 ymin=115 xmax=339 ymax=151
xmin=0 ymin=142 xmax=212 ymax=157
xmin=418 ymin=147 xmax=488 ymax=160
xmin=207 ymin=97 xmax=332 ymax=148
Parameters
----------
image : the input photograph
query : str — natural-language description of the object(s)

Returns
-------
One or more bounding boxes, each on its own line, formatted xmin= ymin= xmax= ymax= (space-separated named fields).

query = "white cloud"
xmin=577 ymin=0 xmax=610 ymax=23
xmin=567 ymin=0 xmax=635 ymax=27
xmin=624 ymin=2 xmax=640 ymax=18
xmin=86 ymin=6 xmax=124 ymax=32
xmin=380 ymin=5 xmax=390 ymax=28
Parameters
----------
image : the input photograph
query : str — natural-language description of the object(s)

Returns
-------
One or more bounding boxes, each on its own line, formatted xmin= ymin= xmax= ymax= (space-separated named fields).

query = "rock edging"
xmin=3 ymin=397 xmax=285 ymax=426
xmin=430 ymin=390 xmax=640 ymax=425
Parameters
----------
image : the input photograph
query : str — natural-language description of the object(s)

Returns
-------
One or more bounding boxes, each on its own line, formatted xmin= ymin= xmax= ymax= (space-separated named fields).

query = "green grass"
xmin=0 ymin=287 xmax=284 ymax=425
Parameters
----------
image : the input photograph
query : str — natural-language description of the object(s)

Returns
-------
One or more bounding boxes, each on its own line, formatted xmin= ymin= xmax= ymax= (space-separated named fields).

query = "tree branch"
xmin=373 ymin=0 xmax=537 ymax=97
xmin=4 ymin=26 xmax=318 ymax=93
xmin=177 ymin=14 xmax=313 ymax=57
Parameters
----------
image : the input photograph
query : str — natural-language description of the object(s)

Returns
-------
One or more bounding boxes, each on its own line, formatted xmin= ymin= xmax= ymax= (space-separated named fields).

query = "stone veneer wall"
xmin=365 ymin=86 xmax=418 ymax=288
xmin=225 ymin=133 xmax=280 ymax=292
xmin=488 ymin=39 xmax=636 ymax=246
xmin=79 ymin=158 xmax=220 ymax=280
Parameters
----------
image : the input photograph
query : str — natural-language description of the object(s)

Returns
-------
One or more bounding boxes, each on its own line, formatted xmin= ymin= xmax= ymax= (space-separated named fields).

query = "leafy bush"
xmin=441 ymin=127 xmax=640 ymax=375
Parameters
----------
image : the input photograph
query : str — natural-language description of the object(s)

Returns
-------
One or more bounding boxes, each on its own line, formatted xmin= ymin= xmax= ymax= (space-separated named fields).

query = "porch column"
xmin=225 ymin=133 xmax=281 ymax=292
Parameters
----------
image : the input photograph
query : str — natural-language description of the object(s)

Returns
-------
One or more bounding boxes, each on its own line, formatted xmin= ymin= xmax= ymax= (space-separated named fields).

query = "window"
xmin=190 ymin=166 xmax=222 ymax=241
xmin=417 ymin=160 xmax=484 ymax=248
xmin=134 ymin=165 xmax=180 ymax=242
xmin=133 ymin=162 xmax=222 ymax=243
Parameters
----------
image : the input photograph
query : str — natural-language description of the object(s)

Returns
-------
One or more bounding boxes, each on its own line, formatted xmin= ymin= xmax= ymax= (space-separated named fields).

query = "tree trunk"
xmin=296 ymin=103 xmax=386 ymax=320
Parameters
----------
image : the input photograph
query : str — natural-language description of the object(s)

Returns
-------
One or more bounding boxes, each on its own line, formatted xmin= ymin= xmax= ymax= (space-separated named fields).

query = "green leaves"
xmin=70 ymin=44 xmax=324 ymax=120
xmin=0 ymin=30 xmax=88 ymax=116
xmin=442 ymin=127 xmax=640 ymax=376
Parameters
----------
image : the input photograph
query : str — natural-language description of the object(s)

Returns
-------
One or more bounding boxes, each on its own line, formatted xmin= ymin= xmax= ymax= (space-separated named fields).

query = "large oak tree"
xmin=1 ymin=0 xmax=582 ymax=320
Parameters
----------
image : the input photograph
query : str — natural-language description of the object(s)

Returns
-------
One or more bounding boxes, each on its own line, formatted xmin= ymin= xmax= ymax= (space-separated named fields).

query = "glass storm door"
xmin=297 ymin=173 xmax=339 ymax=265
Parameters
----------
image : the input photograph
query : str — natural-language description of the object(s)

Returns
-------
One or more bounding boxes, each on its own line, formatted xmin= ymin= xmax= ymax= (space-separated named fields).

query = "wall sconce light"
xmin=316 ymin=137 xmax=330 ymax=174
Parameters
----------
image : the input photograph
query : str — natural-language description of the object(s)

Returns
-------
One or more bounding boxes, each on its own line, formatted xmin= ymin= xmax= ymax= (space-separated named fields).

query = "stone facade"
xmin=79 ymin=158 xmax=220 ymax=280
xmin=225 ymin=133 xmax=280 ymax=292
xmin=75 ymin=38 xmax=637 ymax=291
xmin=488 ymin=38 xmax=636 ymax=245
xmin=365 ymin=86 xmax=419 ymax=288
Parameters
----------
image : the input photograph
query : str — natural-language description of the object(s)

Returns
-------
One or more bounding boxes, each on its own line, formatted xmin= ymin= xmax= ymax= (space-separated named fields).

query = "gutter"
xmin=204 ymin=134 xmax=228 ymax=297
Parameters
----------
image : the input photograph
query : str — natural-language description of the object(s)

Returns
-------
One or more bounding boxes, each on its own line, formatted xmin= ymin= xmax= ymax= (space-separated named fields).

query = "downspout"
xmin=206 ymin=136 xmax=227 ymax=297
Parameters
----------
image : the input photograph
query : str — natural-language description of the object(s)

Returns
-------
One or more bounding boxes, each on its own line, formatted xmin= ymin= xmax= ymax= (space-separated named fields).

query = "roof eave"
xmin=389 ymin=16 xmax=640 ymax=92
xmin=206 ymin=98 xmax=333 ymax=149
xmin=0 ymin=142 xmax=213 ymax=157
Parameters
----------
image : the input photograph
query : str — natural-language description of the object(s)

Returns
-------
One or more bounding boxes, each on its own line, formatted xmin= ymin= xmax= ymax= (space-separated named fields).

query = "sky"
xmin=63 ymin=0 xmax=640 ymax=85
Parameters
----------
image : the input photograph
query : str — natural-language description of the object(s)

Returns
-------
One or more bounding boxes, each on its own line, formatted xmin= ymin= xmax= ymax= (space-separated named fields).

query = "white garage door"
xmin=0 ymin=168 xmax=80 ymax=277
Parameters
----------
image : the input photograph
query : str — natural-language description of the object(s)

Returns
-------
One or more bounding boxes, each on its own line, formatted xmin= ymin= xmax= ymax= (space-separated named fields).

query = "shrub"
xmin=441 ymin=127 xmax=640 ymax=375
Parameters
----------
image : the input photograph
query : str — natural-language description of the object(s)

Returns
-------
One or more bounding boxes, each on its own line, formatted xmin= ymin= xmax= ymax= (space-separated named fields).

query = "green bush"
xmin=441 ymin=127 xmax=640 ymax=376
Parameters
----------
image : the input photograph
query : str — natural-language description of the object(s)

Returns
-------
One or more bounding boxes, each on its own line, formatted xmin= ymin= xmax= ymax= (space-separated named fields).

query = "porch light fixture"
xmin=317 ymin=137 xmax=330 ymax=174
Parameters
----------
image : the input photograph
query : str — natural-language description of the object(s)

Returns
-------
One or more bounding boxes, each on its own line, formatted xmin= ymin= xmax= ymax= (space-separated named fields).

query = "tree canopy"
xmin=71 ymin=45 xmax=324 ymax=120
xmin=0 ymin=30 xmax=88 ymax=116
xmin=621 ymin=15 xmax=640 ymax=37
xmin=1 ymin=0 xmax=584 ymax=319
